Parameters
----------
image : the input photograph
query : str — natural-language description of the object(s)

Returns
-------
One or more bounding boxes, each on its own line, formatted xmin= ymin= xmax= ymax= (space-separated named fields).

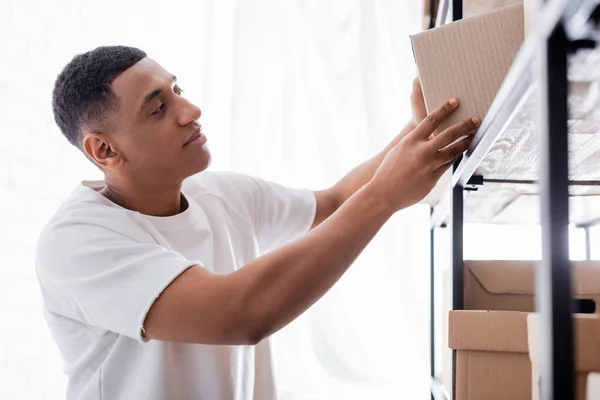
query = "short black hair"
xmin=52 ymin=45 xmax=147 ymax=148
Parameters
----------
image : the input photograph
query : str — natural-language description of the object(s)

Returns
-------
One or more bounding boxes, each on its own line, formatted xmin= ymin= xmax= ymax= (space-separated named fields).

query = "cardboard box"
xmin=410 ymin=3 xmax=524 ymax=133
xmin=528 ymin=314 xmax=600 ymax=400
xmin=444 ymin=261 xmax=600 ymax=400
xmin=449 ymin=310 xmax=531 ymax=400
xmin=466 ymin=0 xmax=524 ymax=18
xmin=464 ymin=260 xmax=600 ymax=313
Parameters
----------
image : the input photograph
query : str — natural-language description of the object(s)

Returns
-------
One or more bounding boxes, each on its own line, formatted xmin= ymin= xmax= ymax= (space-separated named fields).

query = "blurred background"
xmin=1 ymin=0 xmax=598 ymax=399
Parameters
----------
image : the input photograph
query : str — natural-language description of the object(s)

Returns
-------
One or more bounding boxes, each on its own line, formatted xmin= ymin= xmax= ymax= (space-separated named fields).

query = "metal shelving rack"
xmin=428 ymin=0 xmax=600 ymax=399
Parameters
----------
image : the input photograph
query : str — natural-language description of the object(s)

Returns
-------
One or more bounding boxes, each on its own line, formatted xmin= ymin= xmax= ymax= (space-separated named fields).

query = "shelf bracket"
xmin=464 ymin=174 xmax=484 ymax=191
xmin=568 ymin=38 xmax=596 ymax=51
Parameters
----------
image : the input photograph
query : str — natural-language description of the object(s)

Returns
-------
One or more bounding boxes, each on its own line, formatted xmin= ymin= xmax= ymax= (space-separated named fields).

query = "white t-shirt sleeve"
xmin=36 ymin=217 xmax=197 ymax=343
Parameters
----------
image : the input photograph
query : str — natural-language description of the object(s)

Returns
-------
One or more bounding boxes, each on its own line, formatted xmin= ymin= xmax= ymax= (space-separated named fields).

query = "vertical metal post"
xmin=585 ymin=226 xmax=591 ymax=260
xmin=430 ymin=208 xmax=436 ymax=400
xmin=452 ymin=0 xmax=462 ymax=20
xmin=450 ymin=0 xmax=464 ymax=311
xmin=450 ymin=4 xmax=463 ymax=400
xmin=450 ymin=181 xmax=464 ymax=400
xmin=536 ymin=19 xmax=574 ymax=400
xmin=451 ymin=185 xmax=464 ymax=313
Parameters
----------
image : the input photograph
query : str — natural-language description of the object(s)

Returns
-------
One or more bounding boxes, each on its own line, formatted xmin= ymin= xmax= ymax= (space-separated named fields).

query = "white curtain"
xmin=2 ymin=0 xmax=427 ymax=398
xmin=199 ymin=1 xmax=428 ymax=398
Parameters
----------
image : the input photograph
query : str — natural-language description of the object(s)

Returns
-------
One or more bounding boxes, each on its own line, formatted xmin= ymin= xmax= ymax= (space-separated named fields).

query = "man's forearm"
xmin=144 ymin=95 xmax=470 ymax=346
xmin=331 ymin=120 xmax=416 ymax=205
xmin=231 ymin=182 xmax=393 ymax=342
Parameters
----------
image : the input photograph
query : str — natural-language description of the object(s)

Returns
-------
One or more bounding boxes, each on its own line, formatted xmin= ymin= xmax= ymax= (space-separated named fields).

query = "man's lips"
xmin=183 ymin=128 xmax=207 ymax=147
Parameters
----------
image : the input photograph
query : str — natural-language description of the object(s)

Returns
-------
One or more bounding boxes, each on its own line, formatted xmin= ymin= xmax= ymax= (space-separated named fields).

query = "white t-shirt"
xmin=35 ymin=171 xmax=316 ymax=400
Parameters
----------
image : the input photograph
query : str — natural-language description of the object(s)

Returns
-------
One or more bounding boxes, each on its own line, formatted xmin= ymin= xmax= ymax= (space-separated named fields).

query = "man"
xmin=36 ymin=46 xmax=478 ymax=400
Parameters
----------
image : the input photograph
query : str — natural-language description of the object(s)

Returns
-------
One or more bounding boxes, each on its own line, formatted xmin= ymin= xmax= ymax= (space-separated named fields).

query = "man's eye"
xmin=151 ymin=103 xmax=165 ymax=115
xmin=175 ymin=87 xmax=184 ymax=95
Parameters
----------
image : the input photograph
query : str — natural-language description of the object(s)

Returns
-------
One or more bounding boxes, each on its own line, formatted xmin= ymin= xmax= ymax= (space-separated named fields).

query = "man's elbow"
xmin=233 ymin=299 xmax=279 ymax=345
xmin=238 ymin=314 xmax=275 ymax=345
xmin=245 ymin=329 xmax=267 ymax=346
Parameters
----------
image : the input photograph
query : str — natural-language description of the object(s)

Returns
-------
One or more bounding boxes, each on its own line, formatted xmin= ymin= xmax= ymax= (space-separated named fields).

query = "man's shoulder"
xmin=38 ymin=183 xmax=143 ymax=250
xmin=35 ymin=183 xmax=162 ymax=286
xmin=47 ymin=182 xmax=135 ymax=223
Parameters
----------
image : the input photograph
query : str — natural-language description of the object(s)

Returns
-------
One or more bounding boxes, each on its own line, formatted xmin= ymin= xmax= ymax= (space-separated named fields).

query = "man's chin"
xmin=186 ymin=152 xmax=212 ymax=177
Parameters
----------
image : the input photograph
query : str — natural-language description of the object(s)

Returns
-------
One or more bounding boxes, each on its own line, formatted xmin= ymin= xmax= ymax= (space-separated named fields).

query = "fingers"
xmin=436 ymin=134 xmax=474 ymax=166
xmin=431 ymin=117 xmax=480 ymax=149
xmin=412 ymin=98 xmax=459 ymax=140
xmin=413 ymin=76 xmax=421 ymax=89
xmin=411 ymin=78 xmax=424 ymax=102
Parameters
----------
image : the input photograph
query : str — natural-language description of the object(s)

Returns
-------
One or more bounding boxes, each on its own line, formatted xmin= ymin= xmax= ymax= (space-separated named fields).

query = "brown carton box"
xmin=445 ymin=261 xmax=600 ymax=400
xmin=410 ymin=3 xmax=524 ymax=133
xmin=528 ymin=314 xmax=600 ymax=400
xmin=449 ymin=310 xmax=531 ymax=400
xmin=464 ymin=260 xmax=600 ymax=312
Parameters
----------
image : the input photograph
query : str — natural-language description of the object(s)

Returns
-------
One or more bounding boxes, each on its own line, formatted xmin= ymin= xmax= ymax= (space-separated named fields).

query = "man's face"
xmin=90 ymin=57 xmax=210 ymax=185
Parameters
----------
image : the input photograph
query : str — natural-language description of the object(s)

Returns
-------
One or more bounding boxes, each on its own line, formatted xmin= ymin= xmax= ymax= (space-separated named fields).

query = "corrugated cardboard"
xmin=465 ymin=260 xmax=600 ymax=313
xmin=528 ymin=314 xmax=600 ymax=400
xmin=449 ymin=310 xmax=531 ymax=400
xmin=441 ymin=268 xmax=453 ymax=392
xmin=445 ymin=261 xmax=600 ymax=400
xmin=449 ymin=310 xmax=529 ymax=352
xmin=410 ymin=3 xmax=524 ymax=133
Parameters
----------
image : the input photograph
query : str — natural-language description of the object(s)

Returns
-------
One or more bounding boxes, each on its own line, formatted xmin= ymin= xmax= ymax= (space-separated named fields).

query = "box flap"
xmin=466 ymin=260 xmax=536 ymax=295
xmin=528 ymin=313 xmax=600 ymax=372
xmin=410 ymin=3 xmax=523 ymax=133
xmin=449 ymin=310 xmax=529 ymax=353
xmin=466 ymin=260 xmax=600 ymax=296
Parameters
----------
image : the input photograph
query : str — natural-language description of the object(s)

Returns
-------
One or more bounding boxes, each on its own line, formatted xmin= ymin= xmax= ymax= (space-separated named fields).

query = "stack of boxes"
xmin=447 ymin=261 xmax=600 ymax=400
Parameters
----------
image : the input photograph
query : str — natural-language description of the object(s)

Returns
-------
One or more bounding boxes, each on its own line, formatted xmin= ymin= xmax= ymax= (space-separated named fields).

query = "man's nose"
xmin=178 ymin=99 xmax=202 ymax=127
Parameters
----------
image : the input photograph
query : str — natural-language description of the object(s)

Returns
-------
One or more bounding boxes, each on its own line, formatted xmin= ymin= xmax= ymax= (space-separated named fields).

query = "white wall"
xmin=1 ymin=0 xmax=207 ymax=398
xmin=2 ymin=1 xmax=89 ymax=398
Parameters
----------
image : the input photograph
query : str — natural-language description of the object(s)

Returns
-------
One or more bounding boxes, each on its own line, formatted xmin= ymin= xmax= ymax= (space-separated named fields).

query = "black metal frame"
xmin=579 ymin=223 xmax=595 ymax=261
xmin=536 ymin=17 xmax=574 ymax=399
xmin=449 ymin=3 xmax=463 ymax=399
xmin=577 ymin=218 xmax=599 ymax=261
xmin=428 ymin=0 xmax=600 ymax=399
xmin=430 ymin=207 xmax=436 ymax=400
xmin=429 ymin=2 xmax=462 ymax=399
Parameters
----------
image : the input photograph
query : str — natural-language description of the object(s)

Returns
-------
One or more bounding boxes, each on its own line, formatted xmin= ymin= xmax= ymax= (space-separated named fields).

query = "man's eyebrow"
xmin=140 ymin=75 xmax=178 ymax=109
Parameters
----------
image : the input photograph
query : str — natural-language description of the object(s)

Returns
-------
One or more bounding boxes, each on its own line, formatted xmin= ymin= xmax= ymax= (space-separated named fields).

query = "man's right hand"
xmin=368 ymin=98 xmax=479 ymax=212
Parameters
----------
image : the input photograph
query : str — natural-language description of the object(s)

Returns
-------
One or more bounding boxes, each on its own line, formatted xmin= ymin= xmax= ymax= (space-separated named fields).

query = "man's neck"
xmin=99 ymin=177 xmax=186 ymax=217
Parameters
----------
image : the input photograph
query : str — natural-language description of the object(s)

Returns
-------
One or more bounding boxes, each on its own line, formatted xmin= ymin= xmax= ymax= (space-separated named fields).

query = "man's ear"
xmin=82 ymin=132 xmax=122 ymax=169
